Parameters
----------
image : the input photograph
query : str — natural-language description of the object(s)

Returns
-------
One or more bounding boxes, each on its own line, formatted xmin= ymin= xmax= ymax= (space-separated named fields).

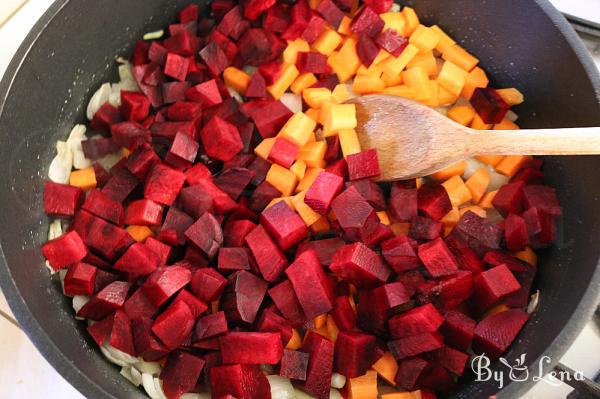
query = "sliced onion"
xmin=86 ymin=83 xmax=112 ymax=120
xmin=329 ymin=389 xmax=343 ymax=399
xmin=67 ymin=124 xmax=92 ymax=170
xmin=243 ymin=65 xmax=257 ymax=75
xmin=72 ymin=295 xmax=89 ymax=316
xmin=390 ymin=3 xmax=401 ymax=12
xmin=142 ymin=373 xmax=161 ymax=399
xmin=134 ymin=360 xmax=162 ymax=375
xmin=527 ymin=290 xmax=540 ymax=314
xmin=101 ymin=343 xmax=138 ymax=367
xmin=154 ymin=378 xmax=168 ymax=399
xmin=59 ymin=269 xmax=67 ymax=293
xmin=227 ymin=86 xmax=244 ymax=103
xmin=48 ymin=219 xmax=63 ymax=241
xmin=506 ymin=110 xmax=518 ymax=122
xmin=97 ymin=152 xmax=123 ymax=170
xmin=486 ymin=208 xmax=504 ymax=223
xmin=294 ymin=389 xmax=316 ymax=398
xmin=330 ymin=373 xmax=346 ymax=389
xmin=121 ymin=366 xmax=142 ymax=386
xmin=462 ymin=157 xmax=486 ymax=179
xmin=267 ymin=375 xmax=295 ymax=399
xmin=434 ymin=107 xmax=448 ymax=117
xmin=48 ymin=141 xmax=73 ymax=184
xmin=487 ymin=170 xmax=509 ymax=191
xmin=181 ymin=393 xmax=211 ymax=399
xmin=108 ymin=84 xmax=122 ymax=107
xmin=143 ymin=29 xmax=164 ymax=40
xmin=280 ymin=93 xmax=303 ymax=114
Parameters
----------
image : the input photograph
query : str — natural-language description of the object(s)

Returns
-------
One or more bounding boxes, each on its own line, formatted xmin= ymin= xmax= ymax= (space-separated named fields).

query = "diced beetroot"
xmin=268 ymin=138 xmax=299 ymax=168
xmin=381 ymin=235 xmax=420 ymax=272
xmin=219 ymin=332 xmax=283 ymax=364
xmin=44 ymin=181 xmax=83 ymax=218
xmin=199 ymin=42 xmax=231 ymax=77
xmin=434 ymin=346 xmax=469 ymax=376
xmin=144 ymin=163 xmax=186 ymax=206
xmin=418 ymin=182 xmax=452 ymax=221
xmin=152 ymin=300 xmax=195 ymax=349
xmin=42 ymin=230 xmax=88 ymax=270
xmin=124 ymin=199 xmax=163 ymax=226
xmin=316 ymin=0 xmax=343 ymax=28
xmin=430 ymin=270 xmax=474 ymax=310
xmin=357 ymin=281 xmax=411 ymax=334
xmin=493 ymin=181 xmax=525 ymax=217
xmin=178 ymin=185 xmax=214 ymax=220
xmin=210 ymin=364 xmax=271 ymax=399
xmin=246 ymin=72 xmax=267 ymax=98
xmin=200 ymin=116 xmax=243 ymax=161
xmin=330 ymin=242 xmax=391 ymax=288
xmin=334 ymin=331 xmax=378 ymax=378
xmin=503 ymin=266 xmax=536 ymax=308
xmin=113 ymin=242 xmax=160 ymax=276
xmin=454 ymin=211 xmax=503 ymax=255
xmin=224 ymin=219 xmax=256 ymax=248
xmin=162 ymin=82 xmax=191 ymax=104
xmin=396 ymin=270 xmax=425 ymax=297
xmin=351 ymin=6 xmax=384 ymax=38
xmin=440 ymin=310 xmax=476 ymax=351
xmin=286 ymin=250 xmax=334 ymax=319
xmin=142 ymin=266 xmax=192 ymax=307
xmin=356 ymin=34 xmax=380 ymax=67
xmin=71 ymin=210 xmax=133 ymax=260
xmin=305 ymin=171 xmax=344 ymax=215
xmin=185 ymin=163 xmax=212 ymax=185
xmin=81 ymin=138 xmax=120 ymax=161
xmin=301 ymin=13 xmax=327 ymax=43
xmin=194 ymin=178 xmax=239 ymax=214
xmin=331 ymin=186 xmax=375 ymax=237
xmin=280 ymin=349 xmax=309 ymax=380
xmin=504 ymin=213 xmax=529 ymax=252
xmin=264 ymin=3 xmax=290 ymax=33
xmin=299 ymin=331 xmax=334 ymax=399
xmin=178 ymin=3 xmax=198 ymax=23
xmin=511 ymin=167 xmax=544 ymax=185
xmin=364 ymin=0 xmax=393 ymax=13
xmin=238 ymin=28 xmax=272 ymax=66
xmin=483 ymin=250 xmax=529 ymax=273
xmin=244 ymin=0 xmax=276 ymax=20
xmin=91 ymin=102 xmax=123 ymax=131
xmin=164 ymin=53 xmax=190 ymax=81
xmin=257 ymin=61 xmax=281 ymax=85
xmin=388 ymin=331 xmax=444 ymax=360
xmin=160 ymin=206 xmax=194 ymax=245
xmin=470 ymin=88 xmax=510 ymax=124
xmin=110 ymin=121 xmax=151 ymax=149
xmin=269 ymin=280 xmax=307 ymax=327
xmin=132 ymin=65 xmax=163 ymax=108
xmin=347 ymin=149 xmax=380 ymax=180
xmin=161 ymin=351 xmax=205 ymax=399
xmin=185 ymin=79 xmax=223 ymax=107
xmin=185 ymin=212 xmax=223 ymax=259
xmin=120 ymin=91 xmax=150 ymax=122
xmin=522 ymin=185 xmax=561 ymax=216
xmin=165 ymin=132 xmax=199 ymax=169
xmin=218 ymin=247 xmax=251 ymax=273
xmin=94 ymin=269 xmax=119 ymax=292
xmin=245 ymin=224 xmax=288 ymax=282
xmin=358 ymin=215 xmax=394 ymax=247
xmin=194 ymin=311 xmax=228 ymax=342
xmin=81 ymin=189 xmax=124 ymax=225
xmin=92 ymin=163 xmax=110 ymax=188
xmin=171 ymin=289 xmax=208 ymax=318
xmin=330 ymin=296 xmax=356 ymax=331
xmin=151 ymin=120 xmax=199 ymax=142
xmin=297 ymin=237 xmax=345 ymax=267
xmin=389 ymin=304 xmax=444 ymax=339
xmin=242 ymin=99 xmax=293 ymax=138
xmin=222 ymin=270 xmax=268 ymax=325
xmin=409 ymin=216 xmax=443 ymax=241
xmin=473 ymin=264 xmax=521 ymax=311
xmin=281 ymin=0 xmax=310 ymax=41
xmin=144 ymin=237 xmax=171 ymax=265
xmin=191 ymin=268 xmax=228 ymax=303
xmin=417 ymin=238 xmax=459 ymax=278
xmin=63 ymin=262 xmax=97 ymax=297
xmin=148 ymin=42 xmax=168 ymax=65
xmin=324 ymin=135 xmax=341 ymax=164
xmin=395 ymin=357 xmax=430 ymax=391
xmin=217 ymin=6 xmax=249 ymax=40
xmin=77 ymin=281 xmax=130 ymax=320
xmin=257 ymin=307 xmax=293 ymax=346
xmin=473 ymin=309 xmax=529 ymax=359
xmin=418 ymin=365 xmax=455 ymax=393
xmin=312 ymin=73 xmax=340 ymax=90
xmin=260 ymin=201 xmax=308 ymax=250
xmin=132 ymin=41 xmax=150 ymax=65
xmin=389 ymin=184 xmax=418 ymax=222
xmin=345 ymin=179 xmax=386 ymax=211
xmin=444 ymin=234 xmax=484 ymax=274
xmin=102 ymin=169 xmax=139 ymax=203
xmin=376 ymin=29 xmax=408 ymax=56
xmin=215 ymin=167 xmax=254 ymax=201
xmin=125 ymin=143 xmax=160 ymax=180
xmin=167 ymin=101 xmax=202 ymax=121
xmin=123 ymin=288 xmax=158 ymax=320
xmin=88 ymin=310 xmax=135 ymax=356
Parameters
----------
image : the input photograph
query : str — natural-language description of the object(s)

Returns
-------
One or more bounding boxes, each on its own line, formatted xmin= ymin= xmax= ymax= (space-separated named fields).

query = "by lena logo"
xmin=471 ymin=353 xmax=585 ymax=389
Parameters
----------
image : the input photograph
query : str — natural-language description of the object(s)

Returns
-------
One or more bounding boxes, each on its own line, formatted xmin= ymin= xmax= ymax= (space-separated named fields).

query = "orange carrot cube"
xmin=266 ymin=164 xmax=298 ymax=196
xmin=437 ymin=60 xmax=468 ymax=96
xmin=313 ymin=29 xmax=343 ymax=56
xmin=69 ymin=167 xmax=96 ymax=190
xmin=447 ymin=104 xmax=476 ymax=126
xmin=278 ymin=112 xmax=317 ymax=146
xmin=223 ymin=67 xmax=251 ymax=95
xmin=442 ymin=44 xmax=479 ymax=72
xmin=283 ymin=38 xmax=310 ymax=64
xmin=291 ymin=73 xmax=318 ymax=94
xmin=268 ymin=63 xmax=300 ymax=99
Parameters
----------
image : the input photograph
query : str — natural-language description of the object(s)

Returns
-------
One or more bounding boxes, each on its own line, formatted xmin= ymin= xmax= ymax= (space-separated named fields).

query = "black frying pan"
xmin=0 ymin=0 xmax=599 ymax=398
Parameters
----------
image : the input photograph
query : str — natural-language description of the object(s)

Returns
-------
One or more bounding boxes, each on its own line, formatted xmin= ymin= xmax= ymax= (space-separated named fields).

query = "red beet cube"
xmin=44 ymin=181 xmax=83 ymax=218
xmin=286 ymin=250 xmax=334 ymax=319
xmin=219 ymin=332 xmax=283 ymax=364
xmin=164 ymin=52 xmax=190 ymax=81
xmin=142 ymin=266 xmax=192 ymax=306
xmin=185 ymin=163 xmax=212 ymax=185
xmin=160 ymin=351 xmax=206 ymax=399
xmin=351 ymin=6 xmax=384 ymax=37
xmin=298 ymin=331 xmax=334 ymax=399
xmin=77 ymin=281 xmax=130 ymax=320
xmin=347 ymin=149 xmax=380 ymax=180
xmin=250 ymin=181 xmax=281 ymax=213
xmin=123 ymin=288 xmax=158 ymax=320
xmin=470 ymin=87 xmax=510 ymax=124
xmin=164 ymin=29 xmax=201 ymax=56
xmin=434 ymin=345 xmax=469 ymax=376
xmin=260 ymin=201 xmax=308 ymax=250
xmin=418 ymin=182 xmax=452 ymax=220
xmin=264 ymin=3 xmax=290 ymax=33
xmin=191 ymin=268 xmax=227 ymax=303
xmin=330 ymin=242 xmax=391 ymax=288
xmin=389 ymin=184 xmax=418 ymax=222
xmin=120 ymin=91 xmax=150 ymax=121
xmin=162 ymin=82 xmax=191 ymax=104
xmin=305 ymin=171 xmax=344 ymax=215
xmin=42 ymin=230 xmax=88 ymax=270
xmin=224 ymin=219 xmax=256 ymax=248
xmin=388 ymin=331 xmax=444 ymax=360
xmin=365 ymin=0 xmax=393 ymax=12
xmin=445 ymin=234 xmax=485 ymax=275
xmin=152 ymin=300 xmax=195 ymax=349
xmin=125 ymin=144 xmax=160 ymax=180
xmin=269 ymin=280 xmax=307 ymax=327
xmin=81 ymin=138 xmax=120 ymax=161
xmin=63 ymin=262 xmax=97 ymax=296
xmin=245 ymin=224 xmax=288 ymax=282
xmin=87 ymin=310 xmax=135 ymax=356
xmin=268 ymin=137 xmax=299 ymax=169
xmin=281 ymin=0 xmax=310 ymax=40
xmin=301 ymin=13 xmax=326 ymax=43
xmin=345 ymin=179 xmax=385 ymax=210
xmin=280 ymin=349 xmax=309 ymax=380
xmin=90 ymin=102 xmax=123 ymax=131
xmin=102 ymin=169 xmax=139 ymax=203
xmin=132 ymin=65 xmax=164 ymax=108
xmin=242 ymin=99 xmax=293 ymax=138
xmin=389 ymin=304 xmax=444 ymax=339
xmin=114 ymin=242 xmax=160 ymax=276
xmin=185 ymin=212 xmax=223 ymax=259
xmin=81 ymin=189 xmax=124 ymax=225
xmin=330 ymin=186 xmax=375 ymax=235
xmin=409 ymin=215 xmax=444 ymax=240
xmin=167 ymin=101 xmax=202 ymax=121
xmin=194 ymin=311 xmax=228 ymax=342
xmin=210 ymin=364 xmax=271 ymax=399
xmin=257 ymin=307 xmax=293 ymax=346
xmin=217 ymin=6 xmax=249 ymax=40
xmin=504 ymin=213 xmax=529 ymax=252
xmin=218 ymin=247 xmax=251 ymax=273
xmin=257 ymin=61 xmax=281 ymax=85
xmin=359 ymin=216 xmax=394 ymax=247
xmin=522 ymin=185 xmax=561 ymax=216
xmin=395 ymin=357 xmax=430 ymax=391
xmin=200 ymin=116 xmax=243 ymax=161
xmin=493 ymin=181 xmax=525 ymax=217
xmin=455 ymin=211 xmax=503 ymax=255
xmin=356 ymin=34 xmax=380 ymax=67
xmin=376 ymin=29 xmax=408 ymax=56
xmin=316 ymin=0 xmax=343 ymax=28
xmin=296 ymin=237 xmax=345 ymax=267
xmin=246 ymin=72 xmax=267 ymax=98
xmin=334 ymin=331 xmax=378 ymax=378
xmin=244 ymin=0 xmax=276 ymax=19
xmin=124 ymin=199 xmax=163 ymax=226
xmin=473 ymin=309 xmax=529 ymax=359
xmin=381 ymin=235 xmax=420 ymax=273
xmin=144 ymin=163 xmax=186 ymax=206
xmin=473 ymin=264 xmax=521 ymax=311
xmin=296 ymin=51 xmax=328 ymax=73
xmin=222 ymin=270 xmax=268 ymax=325
xmin=417 ymin=237 xmax=459 ymax=278
xmin=165 ymin=132 xmax=199 ymax=169
xmin=440 ymin=310 xmax=476 ymax=352
xmin=185 ymin=79 xmax=223 ymax=107
xmin=199 ymin=42 xmax=230 ymax=77
xmin=215 ymin=167 xmax=254 ymax=201
xmin=238 ymin=28 xmax=273 ymax=66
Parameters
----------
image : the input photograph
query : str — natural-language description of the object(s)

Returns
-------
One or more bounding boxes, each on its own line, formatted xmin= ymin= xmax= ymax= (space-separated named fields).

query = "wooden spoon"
xmin=349 ymin=95 xmax=600 ymax=181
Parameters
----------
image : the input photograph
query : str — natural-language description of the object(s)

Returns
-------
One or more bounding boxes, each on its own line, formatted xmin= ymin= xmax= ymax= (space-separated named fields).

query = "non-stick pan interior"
xmin=0 ymin=1 xmax=599 ymax=398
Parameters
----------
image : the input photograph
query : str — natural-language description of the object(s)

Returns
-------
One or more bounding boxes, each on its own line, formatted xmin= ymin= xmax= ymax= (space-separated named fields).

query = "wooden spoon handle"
xmin=468 ymin=127 xmax=600 ymax=155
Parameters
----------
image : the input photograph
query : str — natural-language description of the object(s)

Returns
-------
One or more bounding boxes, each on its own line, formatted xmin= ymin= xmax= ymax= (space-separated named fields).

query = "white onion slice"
xmin=143 ymin=29 xmax=164 ymax=40
xmin=487 ymin=170 xmax=509 ymax=191
xmin=329 ymin=389 xmax=343 ymax=399
xmin=100 ymin=343 xmax=138 ymax=367
xmin=59 ymin=269 xmax=67 ymax=293
xmin=330 ymin=373 xmax=346 ymax=389
xmin=134 ymin=360 xmax=162 ymax=376
xmin=227 ymin=86 xmax=244 ymax=103
xmin=108 ymin=84 xmax=122 ymax=107
xmin=181 ymin=393 xmax=211 ymax=399
xmin=527 ymin=290 xmax=540 ymax=314
xmin=462 ymin=157 xmax=487 ymax=179
xmin=294 ymin=389 xmax=315 ymax=398
xmin=72 ymin=295 xmax=89 ymax=316
xmin=86 ymin=83 xmax=112 ymax=120
xmin=267 ymin=375 xmax=295 ymax=399
xmin=97 ymin=152 xmax=123 ymax=170
xmin=280 ymin=93 xmax=303 ymax=114
xmin=121 ymin=366 xmax=143 ymax=386
xmin=142 ymin=373 xmax=161 ymax=399
xmin=67 ymin=124 xmax=92 ymax=170
xmin=154 ymin=378 xmax=168 ymax=399
xmin=506 ymin=110 xmax=518 ymax=122
xmin=48 ymin=140 xmax=73 ymax=184
xmin=48 ymin=219 xmax=63 ymax=240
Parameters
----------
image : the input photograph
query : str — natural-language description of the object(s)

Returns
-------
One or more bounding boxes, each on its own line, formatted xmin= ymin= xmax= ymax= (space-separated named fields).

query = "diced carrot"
xmin=266 ymin=196 xmax=295 ymax=210
xmin=465 ymin=167 xmax=490 ymax=203
xmin=475 ymin=155 xmax=504 ymax=167
xmin=338 ymin=15 xmax=353 ymax=35
xmin=437 ymin=60 xmax=468 ymax=96
xmin=459 ymin=205 xmax=486 ymax=218
xmin=406 ymin=50 xmax=437 ymax=76
xmin=312 ymin=325 xmax=329 ymax=338
xmin=353 ymin=74 xmax=386 ymax=94
xmin=211 ymin=300 xmax=219 ymax=314
xmin=447 ymin=104 xmax=476 ymax=126
xmin=373 ymin=49 xmax=391 ymax=65
xmin=254 ymin=137 xmax=276 ymax=160
xmin=383 ymin=85 xmax=416 ymax=99
xmin=339 ymin=128 xmax=362 ymax=157
xmin=296 ymin=167 xmax=324 ymax=192
xmin=327 ymin=210 xmax=337 ymax=222
xmin=266 ymin=164 xmax=298 ymax=196
xmin=347 ymin=370 xmax=378 ymax=399
xmin=380 ymin=44 xmax=419 ymax=77
xmin=326 ymin=314 xmax=339 ymax=342
xmin=290 ymin=160 xmax=307 ymax=180
xmin=348 ymin=294 xmax=356 ymax=311
xmin=496 ymin=155 xmax=529 ymax=177
xmin=303 ymin=87 xmax=333 ymax=109
xmin=126 ymin=225 xmax=153 ymax=242
xmin=479 ymin=190 xmax=498 ymax=209
xmin=494 ymin=118 xmax=520 ymax=130
xmin=286 ymin=329 xmax=303 ymax=350
xmin=371 ymin=352 xmax=398 ymax=385
xmin=328 ymin=37 xmax=361 ymax=82
xmin=424 ymin=80 xmax=440 ymax=107
xmin=438 ymin=84 xmax=458 ymax=106
xmin=356 ymin=63 xmax=383 ymax=78
xmin=430 ymin=160 xmax=467 ymax=181
xmin=121 ymin=147 xmax=131 ymax=158
xmin=268 ymin=63 xmax=300 ymax=99
xmin=442 ymin=175 xmax=472 ymax=206
xmin=390 ymin=222 xmax=410 ymax=236
xmin=402 ymin=6 xmax=420 ymax=35
xmin=381 ymin=12 xmax=407 ymax=36
xmin=332 ymin=83 xmax=350 ymax=103
xmin=441 ymin=207 xmax=460 ymax=228
xmin=470 ymin=113 xmax=492 ymax=130
xmin=461 ymin=66 xmax=489 ymax=99
xmin=69 ymin=167 xmax=96 ymax=190
xmin=377 ymin=211 xmax=391 ymax=225
xmin=279 ymin=112 xmax=317 ymax=146
xmin=403 ymin=66 xmax=431 ymax=102
xmin=310 ymin=217 xmax=331 ymax=233
xmin=314 ymin=313 xmax=327 ymax=328
xmin=298 ymin=141 xmax=327 ymax=167
xmin=380 ymin=393 xmax=418 ymax=399
xmin=442 ymin=44 xmax=479 ymax=72
xmin=291 ymin=73 xmax=318 ymax=94
xmin=431 ymin=25 xmax=456 ymax=54
xmin=313 ymin=28 xmax=343 ymax=56
xmin=484 ymin=304 xmax=510 ymax=318
xmin=223 ymin=67 xmax=251 ymax=95
xmin=496 ymin=88 xmax=524 ymax=105
xmin=305 ymin=108 xmax=321 ymax=122
xmin=409 ymin=26 xmax=440 ymax=52
xmin=382 ymin=71 xmax=403 ymax=87
xmin=308 ymin=0 xmax=319 ymax=9
xmin=293 ymin=190 xmax=321 ymax=226
xmin=322 ymin=103 xmax=357 ymax=135
xmin=283 ymin=38 xmax=310 ymax=64
xmin=515 ymin=246 xmax=537 ymax=266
